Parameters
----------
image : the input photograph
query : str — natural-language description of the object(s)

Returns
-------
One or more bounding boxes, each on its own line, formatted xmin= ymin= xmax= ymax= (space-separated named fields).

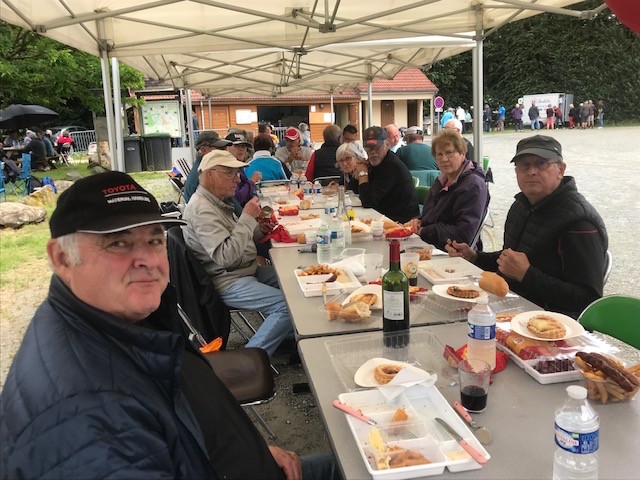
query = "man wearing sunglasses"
xmin=447 ymin=135 xmax=607 ymax=318
xmin=183 ymin=150 xmax=293 ymax=357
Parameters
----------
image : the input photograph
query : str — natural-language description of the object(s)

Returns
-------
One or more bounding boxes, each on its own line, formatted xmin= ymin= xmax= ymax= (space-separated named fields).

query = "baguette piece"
xmin=479 ymin=271 xmax=509 ymax=297
xmin=338 ymin=302 xmax=371 ymax=322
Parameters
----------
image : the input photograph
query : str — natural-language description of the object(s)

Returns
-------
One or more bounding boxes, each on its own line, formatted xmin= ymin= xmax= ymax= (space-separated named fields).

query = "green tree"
xmin=427 ymin=1 xmax=640 ymax=122
xmin=0 ymin=21 xmax=144 ymax=126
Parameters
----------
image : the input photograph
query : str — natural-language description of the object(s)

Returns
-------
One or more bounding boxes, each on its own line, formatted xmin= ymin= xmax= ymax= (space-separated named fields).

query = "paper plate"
xmin=432 ymin=284 xmax=488 ymax=303
xmin=342 ymin=284 xmax=382 ymax=309
xmin=354 ymin=357 xmax=428 ymax=388
xmin=511 ymin=310 xmax=585 ymax=341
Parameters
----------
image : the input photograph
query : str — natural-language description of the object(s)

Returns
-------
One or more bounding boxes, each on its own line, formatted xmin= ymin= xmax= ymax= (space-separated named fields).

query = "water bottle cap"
xmin=566 ymin=385 xmax=587 ymax=400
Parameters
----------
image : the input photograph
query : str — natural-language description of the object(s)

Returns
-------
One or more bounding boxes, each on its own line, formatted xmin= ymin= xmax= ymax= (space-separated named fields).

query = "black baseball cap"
xmin=225 ymin=132 xmax=251 ymax=147
xmin=511 ymin=135 xmax=563 ymax=162
xmin=50 ymin=172 xmax=185 ymax=238
xmin=195 ymin=131 xmax=232 ymax=149
xmin=363 ymin=126 xmax=387 ymax=147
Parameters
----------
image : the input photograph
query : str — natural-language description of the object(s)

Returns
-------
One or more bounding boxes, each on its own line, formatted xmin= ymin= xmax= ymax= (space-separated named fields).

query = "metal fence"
xmin=69 ymin=130 xmax=97 ymax=153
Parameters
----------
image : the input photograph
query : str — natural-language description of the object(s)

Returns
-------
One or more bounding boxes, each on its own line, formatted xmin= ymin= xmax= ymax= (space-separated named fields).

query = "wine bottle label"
xmin=383 ymin=291 xmax=405 ymax=320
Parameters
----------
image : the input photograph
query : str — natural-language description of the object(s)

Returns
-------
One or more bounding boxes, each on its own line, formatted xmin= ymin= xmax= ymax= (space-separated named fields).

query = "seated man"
xmin=183 ymin=150 xmax=294 ymax=356
xmin=183 ymin=130 xmax=232 ymax=203
xmin=304 ymin=124 xmax=342 ymax=182
xmin=1 ymin=171 xmax=337 ymax=480
xmin=342 ymin=124 xmax=359 ymax=144
xmin=246 ymin=133 xmax=287 ymax=181
xmin=22 ymin=129 xmax=48 ymax=170
xmin=396 ymin=126 xmax=438 ymax=170
xmin=274 ymin=127 xmax=313 ymax=177
xmin=446 ymin=135 xmax=607 ymax=318
xmin=353 ymin=126 xmax=418 ymax=224
xmin=444 ymin=119 xmax=475 ymax=162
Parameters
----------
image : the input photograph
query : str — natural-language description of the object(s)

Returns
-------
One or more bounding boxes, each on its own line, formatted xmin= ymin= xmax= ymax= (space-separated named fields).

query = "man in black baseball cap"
xmin=353 ymin=126 xmax=418 ymax=223
xmin=184 ymin=130 xmax=232 ymax=203
xmin=447 ymin=134 xmax=608 ymax=318
xmin=2 ymin=170 xmax=339 ymax=479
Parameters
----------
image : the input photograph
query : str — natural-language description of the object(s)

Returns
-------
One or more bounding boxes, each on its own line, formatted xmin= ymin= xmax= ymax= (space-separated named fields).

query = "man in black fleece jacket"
xmin=446 ymin=135 xmax=607 ymax=318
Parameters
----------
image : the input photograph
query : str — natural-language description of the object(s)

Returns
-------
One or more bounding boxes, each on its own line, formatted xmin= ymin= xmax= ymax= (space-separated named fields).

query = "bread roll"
xmin=339 ymin=302 xmax=371 ymax=322
xmin=383 ymin=219 xmax=399 ymax=230
xmin=297 ymin=233 xmax=306 ymax=244
xmin=299 ymin=199 xmax=311 ymax=210
xmin=479 ymin=271 xmax=509 ymax=297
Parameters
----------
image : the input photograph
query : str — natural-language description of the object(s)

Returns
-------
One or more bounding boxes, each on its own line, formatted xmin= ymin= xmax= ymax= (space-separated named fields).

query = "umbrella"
xmin=0 ymin=104 xmax=59 ymax=130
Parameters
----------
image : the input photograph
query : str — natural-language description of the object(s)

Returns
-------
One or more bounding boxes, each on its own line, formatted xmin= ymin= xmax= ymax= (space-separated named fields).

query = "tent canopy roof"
xmin=2 ymin=1 xmax=593 ymax=96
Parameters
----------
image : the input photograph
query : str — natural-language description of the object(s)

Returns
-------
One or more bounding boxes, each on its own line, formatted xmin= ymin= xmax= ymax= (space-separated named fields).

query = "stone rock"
xmin=66 ymin=170 xmax=83 ymax=181
xmin=89 ymin=165 xmax=107 ymax=175
xmin=55 ymin=180 xmax=75 ymax=193
xmin=23 ymin=185 xmax=56 ymax=208
xmin=0 ymin=202 xmax=47 ymax=228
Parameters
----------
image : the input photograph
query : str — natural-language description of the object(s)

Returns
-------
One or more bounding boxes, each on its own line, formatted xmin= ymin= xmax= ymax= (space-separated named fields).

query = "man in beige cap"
xmin=183 ymin=150 xmax=293 ymax=356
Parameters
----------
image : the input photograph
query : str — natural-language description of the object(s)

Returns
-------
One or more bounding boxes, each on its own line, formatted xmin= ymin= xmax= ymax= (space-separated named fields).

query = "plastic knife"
xmin=333 ymin=400 xmax=376 ymax=425
xmin=434 ymin=417 xmax=487 ymax=465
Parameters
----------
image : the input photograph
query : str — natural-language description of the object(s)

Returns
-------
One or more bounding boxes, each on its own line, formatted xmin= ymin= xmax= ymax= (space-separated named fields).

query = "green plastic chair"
xmin=412 ymin=176 xmax=419 ymax=187
xmin=578 ymin=295 xmax=640 ymax=349
xmin=415 ymin=186 xmax=430 ymax=214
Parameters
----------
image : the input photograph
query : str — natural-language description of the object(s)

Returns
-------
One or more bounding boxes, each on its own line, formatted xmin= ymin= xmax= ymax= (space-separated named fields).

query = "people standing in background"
xmin=580 ymin=102 xmax=589 ymax=129
xmin=554 ymin=105 xmax=563 ymax=129
xmin=568 ymin=104 xmax=577 ymax=129
xmin=483 ymin=104 xmax=492 ymax=132
xmin=511 ymin=104 xmax=523 ymax=132
xmin=546 ymin=104 xmax=555 ymax=130
xmin=440 ymin=108 xmax=455 ymax=129
xmin=597 ymin=100 xmax=605 ymax=129
xmin=497 ymin=104 xmax=506 ymax=131
xmin=465 ymin=110 xmax=473 ymax=133
xmin=456 ymin=106 xmax=466 ymax=133
xmin=528 ymin=101 xmax=540 ymax=130
xmin=588 ymin=100 xmax=595 ymax=128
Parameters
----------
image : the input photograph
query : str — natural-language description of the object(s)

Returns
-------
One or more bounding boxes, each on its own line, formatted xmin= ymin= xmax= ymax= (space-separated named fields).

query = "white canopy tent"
xmin=1 ymin=0 xmax=602 ymax=169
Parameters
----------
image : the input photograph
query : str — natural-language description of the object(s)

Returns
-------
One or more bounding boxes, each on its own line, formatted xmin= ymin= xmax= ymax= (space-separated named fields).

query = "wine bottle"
xmin=382 ymin=240 xmax=410 ymax=348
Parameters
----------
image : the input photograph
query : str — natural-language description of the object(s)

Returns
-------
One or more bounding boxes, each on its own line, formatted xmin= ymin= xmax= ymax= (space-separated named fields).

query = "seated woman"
xmin=335 ymin=142 xmax=367 ymax=192
xmin=405 ymin=130 xmax=489 ymax=250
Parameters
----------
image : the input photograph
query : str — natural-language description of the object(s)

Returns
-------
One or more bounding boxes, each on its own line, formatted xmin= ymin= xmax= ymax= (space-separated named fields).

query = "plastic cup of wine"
xmin=458 ymin=359 xmax=490 ymax=413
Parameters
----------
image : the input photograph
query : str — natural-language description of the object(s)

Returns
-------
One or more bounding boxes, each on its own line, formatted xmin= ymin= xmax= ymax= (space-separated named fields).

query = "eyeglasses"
xmin=435 ymin=150 xmax=458 ymax=160
xmin=212 ymin=168 xmax=241 ymax=178
xmin=337 ymin=156 xmax=355 ymax=164
xmin=364 ymin=144 xmax=384 ymax=153
xmin=514 ymin=159 xmax=560 ymax=172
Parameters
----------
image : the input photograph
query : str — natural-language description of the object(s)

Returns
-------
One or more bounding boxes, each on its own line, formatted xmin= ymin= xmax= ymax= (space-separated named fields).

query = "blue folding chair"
xmin=0 ymin=161 xmax=6 ymax=202
xmin=8 ymin=154 xmax=32 ymax=196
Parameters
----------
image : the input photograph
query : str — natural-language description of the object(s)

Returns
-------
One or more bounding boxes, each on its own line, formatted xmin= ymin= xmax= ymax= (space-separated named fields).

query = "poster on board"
xmin=141 ymin=101 xmax=182 ymax=137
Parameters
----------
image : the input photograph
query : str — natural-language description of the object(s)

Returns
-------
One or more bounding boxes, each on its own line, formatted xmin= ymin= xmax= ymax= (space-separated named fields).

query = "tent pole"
xmin=185 ymin=87 xmax=196 ymax=161
xmin=330 ymin=91 xmax=334 ymax=123
xmin=99 ymin=52 xmax=116 ymax=171
xmin=111 ymin=57 xmax=125 ymax=172
xmin=472 ymin=6 xmax=484 ymax=165
xmin=208 ymin=98 xmax=212 ymax=130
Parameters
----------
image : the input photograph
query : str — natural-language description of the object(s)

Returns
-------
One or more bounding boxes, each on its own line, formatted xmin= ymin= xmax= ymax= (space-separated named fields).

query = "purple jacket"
xmin=417 ymin=160 xmax=489 ymax=249
xmin=511 ymin=107 xmax=523 ymax=120
xmin=235 ymin=170 xmax=256 ymax=207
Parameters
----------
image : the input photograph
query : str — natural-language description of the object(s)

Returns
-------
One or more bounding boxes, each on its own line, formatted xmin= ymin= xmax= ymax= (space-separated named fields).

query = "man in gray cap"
xmin=183 ymin=130 xmax=232 ymax=203
xmin=183 ymin=150 xmax=294 ymax=357
xmin=447 ymin=135 xmax=608 ymax=317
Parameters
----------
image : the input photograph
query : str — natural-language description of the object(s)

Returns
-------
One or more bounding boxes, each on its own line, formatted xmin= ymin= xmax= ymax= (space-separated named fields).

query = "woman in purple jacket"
xmin=405 ymin=130 xmax=489 ymax=250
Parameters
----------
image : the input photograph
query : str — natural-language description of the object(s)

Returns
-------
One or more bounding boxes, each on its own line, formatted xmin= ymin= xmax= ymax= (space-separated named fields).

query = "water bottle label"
xmin=555 ymin=424 xmax=599 ymax=454
xmin=383 ymin=291 xmax=405 ymax=320
xmin=467 ymin=324 xmax=496 ymax=340
xmin=316 ymin=233 xmax=330 ymax=245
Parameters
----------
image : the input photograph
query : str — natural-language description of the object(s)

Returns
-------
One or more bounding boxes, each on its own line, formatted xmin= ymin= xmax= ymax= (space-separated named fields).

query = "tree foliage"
xmin=427 ymin=1 xmax=640 ymax=121
xmin=0 ymin=21 xmax=144 ymax=126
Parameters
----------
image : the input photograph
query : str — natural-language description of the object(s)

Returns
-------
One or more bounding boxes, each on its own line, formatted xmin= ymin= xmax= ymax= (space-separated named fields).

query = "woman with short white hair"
xmin=335 ymin=142 xmax=367 ymax=192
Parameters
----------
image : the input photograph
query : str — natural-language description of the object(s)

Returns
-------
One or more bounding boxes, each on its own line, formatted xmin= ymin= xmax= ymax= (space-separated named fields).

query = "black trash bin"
xmin=123 ymin=136 xmax=143 ymax=173
xmin=142 ymin=133 xmax=172 ymax=171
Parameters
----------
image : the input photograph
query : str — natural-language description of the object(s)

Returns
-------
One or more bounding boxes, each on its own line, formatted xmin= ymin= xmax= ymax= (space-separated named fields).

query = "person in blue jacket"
xmin=0 ymin=172 xmax=338 ymax=480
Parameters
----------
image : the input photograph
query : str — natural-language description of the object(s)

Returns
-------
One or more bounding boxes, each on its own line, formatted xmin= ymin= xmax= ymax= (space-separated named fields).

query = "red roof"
xmin=140 ymin=68 xmax=437 ymax=102
xmin=357 ymin=68 xmax=437 ymax=93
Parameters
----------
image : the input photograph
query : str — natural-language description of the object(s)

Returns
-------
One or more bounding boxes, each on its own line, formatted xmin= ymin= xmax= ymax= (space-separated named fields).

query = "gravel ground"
xmin=1 ymin=126 xmax=638 ymax=457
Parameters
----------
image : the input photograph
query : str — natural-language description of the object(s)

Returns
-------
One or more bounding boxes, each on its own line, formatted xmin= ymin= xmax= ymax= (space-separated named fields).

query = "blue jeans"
xmin=598 ymin=113 xmax=604 ymax=127
xmin=302 ymin=453 xmax=342 ymax=480
xmin=220 ymin=265 xmax=293 ymax=357
xmin=530 ymin=119 xmax=539 ymax=130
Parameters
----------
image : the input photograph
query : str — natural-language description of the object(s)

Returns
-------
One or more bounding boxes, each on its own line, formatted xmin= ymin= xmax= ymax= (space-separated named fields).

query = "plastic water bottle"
xmin=290 ymin=173 xmax=300 ymax=191
xmin=303 ymin=179 xmax=313 ymax=195
xmin=323 ymin=197 xmax=337 ymax=224
xmin=553 ymin=386 xmax=599 ymax=480
xmin=466 ymin=298 xmax=496 ymax=370
xmin=313 ymin=180 xmax=322 ymax=195
xmin=330 ymin=213 xmax=345 ymax=259
xmin=316 ymin=223 xmax=333 ymax=264
xmin=344 ymin=193 xmax=355 ymax=220
xmin=299 ymin=174 xmax=307 ymax=188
